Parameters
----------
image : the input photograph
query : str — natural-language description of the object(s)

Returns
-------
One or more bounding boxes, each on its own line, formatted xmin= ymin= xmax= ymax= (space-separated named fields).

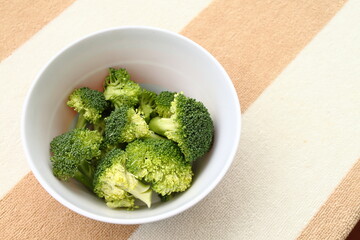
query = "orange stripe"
xmin=0 ymin=173 xmax=138 ymax=239
xmin=182 ymin=0 xmax=346 ymax=111
xmin=0 ymin=0 xmax=347 ymax=239
xmin=298 ymin=159 xmax=360 ymax=240
xmin=0 ymin=0 xmax=75 ymax=61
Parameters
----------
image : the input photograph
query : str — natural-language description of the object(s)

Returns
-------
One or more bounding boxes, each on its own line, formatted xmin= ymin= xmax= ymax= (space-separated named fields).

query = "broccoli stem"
xmin=143 ymin=131 xmax=165 ymax=140
xmin=73 ymin=160 xmax=95 ymax=190
xmin=113 ymin=102 xmax=122 ymax=109
xmin=127 ymin=181 xmax=152 ymax=208
xmin=139 ymin=105 xmax=153 ymax=123
xmin=94 ymin=118 xmax=105 ymax=135
xmin=148 ymin=117 xmax=176 ymax=137
xmin=75 ymin=111 xmax=87 ymax=129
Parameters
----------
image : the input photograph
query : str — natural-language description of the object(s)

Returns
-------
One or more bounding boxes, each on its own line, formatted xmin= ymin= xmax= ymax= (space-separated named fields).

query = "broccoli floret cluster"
xmin=126 ymin=138 xmax=193 ymax=196
xmin=67 ymin=87 xmax=108 ymax=128
xmin=94 ymin=149 xmax=152 ymax=208
xmin=50 ymin=128 xmax=102 ymax=189
xmin=137 ymin=89 xmax=158 ymax=122
xmin=155 ymin=91 xmax=175 ymax=118
xmin=103 ymin=68 xmax=142 ymax=108
xmin=49 ymin=67 xmax=214 ymax=209
xmin=149 ymin=93 xmax=214 ymax=163
xmin=104 ymin=105 xmax=150 ymax=145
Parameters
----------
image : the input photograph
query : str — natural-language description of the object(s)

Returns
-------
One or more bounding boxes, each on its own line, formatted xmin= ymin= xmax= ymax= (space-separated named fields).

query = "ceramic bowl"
xmin=21 ymin=26 xmax=241 ymax=224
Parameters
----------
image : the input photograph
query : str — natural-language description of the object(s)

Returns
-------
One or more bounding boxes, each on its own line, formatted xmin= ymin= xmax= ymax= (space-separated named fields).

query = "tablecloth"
xmin=1 ymin=0 xmax=359 ymax=239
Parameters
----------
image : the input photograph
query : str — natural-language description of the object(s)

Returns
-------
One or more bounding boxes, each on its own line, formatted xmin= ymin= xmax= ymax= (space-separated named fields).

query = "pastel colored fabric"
xmin=1 ymin=0 xmax=359 ymax=239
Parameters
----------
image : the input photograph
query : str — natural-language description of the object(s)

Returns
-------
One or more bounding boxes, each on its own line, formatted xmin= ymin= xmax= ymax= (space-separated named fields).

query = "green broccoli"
xmin=137 ymin=89 xmax=157 ymax=123
xmin=67 ymin=87 xmax=108 ymax=129
xmin=93 ymin=117 xmax=106 ymax=136
xmin=155 ymin=91 xmax=175 ymax=118
xmin=103 ymin=68 xmax=142 ymax=108
xmin=92 ymin=101 xmax=115 ymax=135
xmin=143 ymin=130 xmax=165 ymax=140
xmin=148 ymin=93 xmax=214 ymax=163
xmin=159 ymin=193 xmax=176 ymax=202
xmin=104 ymin=105 xmax=150 ymax=145
xmin=50 ymin=128 xmax=103 ymax=189
xmin=126 ymin=138 xmax=193 ymax=196
xmin=93 ymin=149 xmax=152 ymax=208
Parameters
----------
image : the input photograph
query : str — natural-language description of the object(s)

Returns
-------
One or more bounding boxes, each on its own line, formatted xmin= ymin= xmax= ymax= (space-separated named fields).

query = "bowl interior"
xmin=23 ymin=27 xmax=241 ymax=223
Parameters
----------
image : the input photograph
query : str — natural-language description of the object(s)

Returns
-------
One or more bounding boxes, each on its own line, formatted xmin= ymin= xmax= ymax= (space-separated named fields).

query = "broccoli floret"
xmin=105 ymin=193 xmax=135 ymax=209
xmin=103 ymin=68 xmax=142 ymax=108
xmin=50 ymin=128 xmax=103 ymax=189
xmin=97 ymin=139 xmax=129 ymax=167
xmin=149 ymin=93 xmax=214 ymax=163
xmin=155 ymin=91 xmax=175 ymax=118
xmin=67 ymin=87 xmax=108 ymax=129
xmin=93 ymin=149 xmax=152 ymax=208
xmin=104 ymin=105 xmax=150 ymax=145
xmin=137 ymin=89 xmax=157 ymax=123
xmin=126 ymin=138 xmax=193 ymax=196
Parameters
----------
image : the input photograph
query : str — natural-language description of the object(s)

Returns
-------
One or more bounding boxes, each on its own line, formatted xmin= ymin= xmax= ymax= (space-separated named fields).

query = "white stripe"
xmin=130 ymin=0 xmax=360 ymax=239
xmin=0 ymin=0 xmax=212 ymax=199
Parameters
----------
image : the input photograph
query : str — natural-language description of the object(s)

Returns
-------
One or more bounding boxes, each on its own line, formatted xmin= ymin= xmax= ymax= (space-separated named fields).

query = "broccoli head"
xmin=50 ymin=128 xmax=103 ymax=189
xmin=93 ymin=149 xmax=152 ymax=208
xmin=67 ymin=87 xmax=108 ymax=129
xmin=103 ymin=68 xmax=142 ymax=108
xmin=155 ymin=91 xmax=175 ymax=118
xmin=137 ymin=89 xmax=157 ymax=123
xmin=104 ymin=105 xmax=150 ymax=145
xmin=126 ymin=138 xmax=193 ymax=196
xmin=149 ymin=93 xmax=214 ymax=163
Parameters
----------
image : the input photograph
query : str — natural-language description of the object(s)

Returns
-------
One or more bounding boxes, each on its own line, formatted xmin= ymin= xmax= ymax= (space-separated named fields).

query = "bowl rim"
xmin=21 ymin=25 xmax=241 ymax=224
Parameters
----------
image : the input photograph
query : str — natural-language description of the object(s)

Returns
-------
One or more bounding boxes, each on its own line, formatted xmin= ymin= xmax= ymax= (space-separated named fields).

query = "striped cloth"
xmin=0 ymin=0 xmax=359 ymax=239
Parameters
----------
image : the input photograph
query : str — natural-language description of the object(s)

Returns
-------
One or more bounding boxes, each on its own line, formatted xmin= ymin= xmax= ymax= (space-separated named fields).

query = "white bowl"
xmin=21 ymin=26 xmax=241 ymax=224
